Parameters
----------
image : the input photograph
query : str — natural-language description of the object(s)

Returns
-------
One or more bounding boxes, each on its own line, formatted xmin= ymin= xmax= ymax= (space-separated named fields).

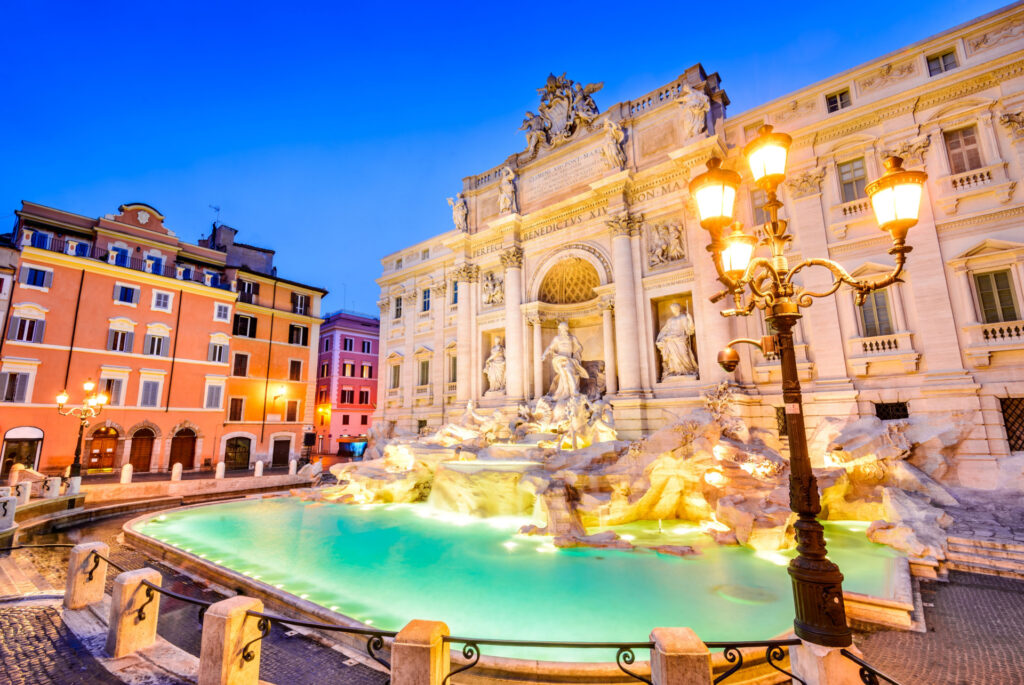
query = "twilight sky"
xmin=0 ymin=1 xmax=1008 ymax=313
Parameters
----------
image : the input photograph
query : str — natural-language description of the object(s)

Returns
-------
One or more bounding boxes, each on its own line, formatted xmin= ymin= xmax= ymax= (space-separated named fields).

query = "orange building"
xmin=0 ymin=202 xmax=325 ymax=477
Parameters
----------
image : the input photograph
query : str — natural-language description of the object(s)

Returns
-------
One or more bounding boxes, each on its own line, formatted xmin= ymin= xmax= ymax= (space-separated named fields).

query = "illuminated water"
xmin=135 ymin=498 xmax=901 ymax=661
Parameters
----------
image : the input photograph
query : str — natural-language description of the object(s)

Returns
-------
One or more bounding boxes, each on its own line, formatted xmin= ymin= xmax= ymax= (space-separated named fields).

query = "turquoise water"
xmin=135 ymin=498 xmax=900 ymax=661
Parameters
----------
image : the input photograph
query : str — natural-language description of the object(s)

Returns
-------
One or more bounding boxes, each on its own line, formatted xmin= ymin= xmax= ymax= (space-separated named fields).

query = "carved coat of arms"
xmin=519 ymin=73 xmax=603 ymax=159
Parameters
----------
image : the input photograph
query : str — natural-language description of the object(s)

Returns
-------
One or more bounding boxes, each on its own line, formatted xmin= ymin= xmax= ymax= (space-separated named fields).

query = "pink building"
xmin=315 ymin=310 xmax=379 ymax=457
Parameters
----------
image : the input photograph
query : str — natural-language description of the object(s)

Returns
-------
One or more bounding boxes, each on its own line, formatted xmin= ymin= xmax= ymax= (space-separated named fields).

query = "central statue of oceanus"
xmin=541 ymin=321 xmax=589 ymax=400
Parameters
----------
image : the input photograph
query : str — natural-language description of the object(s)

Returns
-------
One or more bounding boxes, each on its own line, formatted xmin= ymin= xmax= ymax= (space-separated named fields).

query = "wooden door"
xmin=272 ymin=439 xmax=290 ymax=466
xmin=89 ymin=427 xmax=119 ymax=470
xmin=170 ymin=429 xmax=196 ymax=469
xmin=129 ymin=429 xmax=154 ymax=472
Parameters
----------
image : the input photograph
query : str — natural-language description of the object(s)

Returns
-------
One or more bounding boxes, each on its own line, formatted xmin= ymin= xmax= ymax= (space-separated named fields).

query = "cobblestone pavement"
xmin=0 ymin=605 xmax=123 ymax=684
xmin=943 ymin=488 xmax=1024 ymax=542
xmin=858 ymin=571 xmax=1024 ymax=684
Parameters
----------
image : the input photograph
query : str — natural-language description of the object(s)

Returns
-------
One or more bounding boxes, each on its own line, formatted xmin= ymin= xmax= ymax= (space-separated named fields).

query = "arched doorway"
xmin=224 ymin=437 xmax=251 ymax=470
xmin=129 ymin=429 xmax=155 ymax=472
xmin=1 ymin=427 xmax=43 ymax=479
xmin=169 ymin=428 xmax=196 ymax=470
xmin=88 ymin=427 xmax=119 ymax=471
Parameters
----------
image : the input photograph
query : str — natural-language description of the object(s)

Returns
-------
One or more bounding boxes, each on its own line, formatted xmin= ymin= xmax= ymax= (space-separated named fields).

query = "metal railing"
xmin=841 ymin=649 xmax=905 ymax=685
xmin=705 ymin=639 xmax=803 ymax=684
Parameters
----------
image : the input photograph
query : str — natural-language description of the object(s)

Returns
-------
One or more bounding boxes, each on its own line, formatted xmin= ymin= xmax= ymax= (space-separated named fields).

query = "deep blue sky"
xmin=0 ymin=1 xmax=1009 ymax=313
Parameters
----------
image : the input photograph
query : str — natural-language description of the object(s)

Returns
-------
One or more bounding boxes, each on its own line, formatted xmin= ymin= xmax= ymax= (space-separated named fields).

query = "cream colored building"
xmin=375 ymin=3 xmax=1024 ymax=490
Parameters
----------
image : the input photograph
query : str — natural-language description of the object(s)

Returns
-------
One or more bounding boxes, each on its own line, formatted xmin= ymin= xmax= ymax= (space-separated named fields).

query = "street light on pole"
xmin=57 ymin=379 xmax=109 ymax=479
xmin=689 ymin=125 xmax=927 ymax=647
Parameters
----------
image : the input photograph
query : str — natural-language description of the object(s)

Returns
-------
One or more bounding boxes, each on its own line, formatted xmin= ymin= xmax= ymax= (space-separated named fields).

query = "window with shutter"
xmin=102 ymin=378 xmax=123 ymax=406
xmin=289 ymin=360 xmax=302 ymax=381
xmin=233 ymin=354 xmax=249 ymax=377
xmin=140 ymin=380 xmax=160 ymax=407
xmin=285 ymin=400 xmax=299 ymax=422
xmin=228 ymin=397 xmax=244 ymax=421
xmin=975 ymin=270 xmax=1019 ymax=323
xmin=205 ymin=384 xmax=223 ymax=409
xmin=1 ymin=372 xmax=29 ymax=403
xmin=944 ymin=127 xmax=983 ymax=174
xmin=859 ymin=291 xmax=894 ymax=337
xmin=837 ymin=158 xmax=867 ymax=202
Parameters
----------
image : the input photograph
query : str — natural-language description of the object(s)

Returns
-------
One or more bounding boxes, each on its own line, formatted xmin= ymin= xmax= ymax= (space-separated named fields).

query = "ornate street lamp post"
xmin=690 ymin=126 xmax=927 ymax=647
xmin=57 ymin=379 xmax=110 ymax=478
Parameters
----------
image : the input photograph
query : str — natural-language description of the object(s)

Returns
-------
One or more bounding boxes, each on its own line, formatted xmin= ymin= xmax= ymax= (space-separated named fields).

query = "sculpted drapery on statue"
xmin=601 ymin=120 xmax=627 ymax=170
xmin=498 ymin=166 xmax=518 ymax=214
xmin=542 ymin=321 xmax=589 ymax=401
xmin=482 ymin=272 xmax=504 ymax=305
xmin=677 ymin=85 xmax=710 ymax=139
xmin=519 ymin=73 xmax=604 ymax=159
xmin=448 ymin=193 xmax=469 ymax=232
xmin=656 ymin=303 xmax=698 ymax=379
xmin=483 ymin=338 xmax=507 ymax=393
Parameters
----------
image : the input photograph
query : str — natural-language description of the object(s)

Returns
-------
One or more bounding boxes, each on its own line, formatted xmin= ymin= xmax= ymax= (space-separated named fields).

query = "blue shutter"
xmin=13 ymin=374 xmax=27 ymax=402
xmin=107 ymin=329 xmax=116 ymax=350
xmin=7 ymin=317 xmax=20 ymax=340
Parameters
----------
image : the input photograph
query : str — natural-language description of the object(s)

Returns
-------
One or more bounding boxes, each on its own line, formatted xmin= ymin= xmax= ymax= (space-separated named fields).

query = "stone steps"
xmin=944 ymin=536 xmax=1024 ymax=581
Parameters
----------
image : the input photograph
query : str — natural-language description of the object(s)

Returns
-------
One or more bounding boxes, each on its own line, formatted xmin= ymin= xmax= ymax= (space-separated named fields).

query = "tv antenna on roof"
xmin=209 ymin=204 xmax=221 ymax=227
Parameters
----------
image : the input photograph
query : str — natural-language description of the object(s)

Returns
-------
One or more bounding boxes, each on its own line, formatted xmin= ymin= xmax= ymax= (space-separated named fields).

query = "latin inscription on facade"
xmin=523 ymin=206 xmax=607 ymax=241
xmin=521 ymin=147 xmax=607 ymax=203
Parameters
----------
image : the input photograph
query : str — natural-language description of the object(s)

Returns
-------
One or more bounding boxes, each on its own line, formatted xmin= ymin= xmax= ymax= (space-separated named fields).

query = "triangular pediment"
xmin=385 ymin=350 xmax=404 ymax=361
xmin=955 ymin=238 xmax=1024 ymax=259
xmin=849 ymin=260 xmax=896 ymax=277
xmin=413 ymin=345 xmax=433 ymax=357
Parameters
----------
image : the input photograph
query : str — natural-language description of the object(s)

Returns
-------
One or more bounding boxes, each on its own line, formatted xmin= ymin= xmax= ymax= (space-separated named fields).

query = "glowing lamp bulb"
xmin=744 ymin=124 xmax=792 ymax=189
xmin=689 ymin=157 xmax=741 ymax=235
xmin=97 ymin=393 xmax=109 ymax=406
xmin=866 ymin=156 xmax=927 ymax=243
xmin=83 ymin=379 xmax=96 ymax=393
xmin=56 ymin=390 xmax=69 ymax=406
xmin=721 ymin=225 xmax=757 ymax=278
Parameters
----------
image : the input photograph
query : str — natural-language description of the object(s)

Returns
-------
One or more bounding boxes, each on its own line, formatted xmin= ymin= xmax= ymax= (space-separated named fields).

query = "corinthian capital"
xmin=452 ymin=263 xmax=480 ymax=283
xmin=500 ymin=246 xmax=524 ymax=269
xmin=606 ymin=212 xmax=644 ymax=237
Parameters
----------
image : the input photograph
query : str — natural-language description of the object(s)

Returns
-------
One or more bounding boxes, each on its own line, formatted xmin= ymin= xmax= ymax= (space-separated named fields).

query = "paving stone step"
xmin=947 ymin=541 xmax=1024 ymax=561
xmin=946 ymin=550 xmax=1024 ymax=572
xmin=946 ymin=535 xmax=1024 ymax=553
xmin=945 ymin=559 xmax=1024 ymax=581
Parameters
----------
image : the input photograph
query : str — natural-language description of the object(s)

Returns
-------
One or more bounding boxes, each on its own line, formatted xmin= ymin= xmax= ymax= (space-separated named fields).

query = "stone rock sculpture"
xmin=656 ymin=303 xmax=698 ymax=379
xmin=519 ymin=73 xmax=604 ymax=157
xmin=483 ymin=338 xmax=507 ymax=393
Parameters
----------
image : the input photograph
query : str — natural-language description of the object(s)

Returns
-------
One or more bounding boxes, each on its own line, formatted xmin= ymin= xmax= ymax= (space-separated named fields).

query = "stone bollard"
xmin=106 ymin=568 xmax=162 ymax=658
xmin=66 ymin=476 xmax=82 ymax=496
xmin=392 ymin=620 xmax=450 ymax=685
xmin=253 ymin=461 xmax=264 ymax=478
xmin=789 ymin=641 xmax=863 ymax=684
xmin=12 ymin=483 xmax=30 ymax=506
xmin=64 ymin=542 xmax=110 ymax=610
xmin=0 ymin=496 xmax=16 ymax=531
xmin=171 ymin=463 xmax=183 ymax=481
xmin=288 ymin=460 xmax=297 ymax=476
xmin=42 ymin=476 xmax=61 ymax=499
xmin=650 ymin=627 xmax=711 ymax=685
xmin=198 ymin=596 xmax=265 ymax=685
xmin=120 ymin=463 xmax=133 ymax=484
xmin=0 ymin=486 xmax=9 ymax=497
xmin=215 ymin=462 xmax=226 ymax=479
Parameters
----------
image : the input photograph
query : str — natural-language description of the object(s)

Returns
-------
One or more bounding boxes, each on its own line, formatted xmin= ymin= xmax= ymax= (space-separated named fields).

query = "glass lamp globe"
xmin=721 ymin=225 xmax=758 ymax=278
xmin=56 ymin=390 xmax=70 ymax=406
xmin=83 ymin=379 xmax=96 ymax=393
xmin=689 ymin=157 xmax=741 ymax=236
xmin=744 ymin=125 xmax=792 ymax=190
xmin=866 ymin=156 xmax=928 ymax=243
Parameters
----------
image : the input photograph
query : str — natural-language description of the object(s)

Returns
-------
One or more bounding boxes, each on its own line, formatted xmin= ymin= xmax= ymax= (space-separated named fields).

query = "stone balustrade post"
xmin=120 ymin=464 xmax=133 ymax=484
xmin=13 ymin=482 xmax=30 ymax=506
xmin=789 ymin=641 xmax=862 ymax=684
xmin=392 ymin=620 xmax=450 ymax=685
xmin=42 ymin=476 xmax=61 ymax=499
xmin=288 ymin=459 xmax=297 ymax=476
xmin=171 ymin=463 xmax=183 ymax=481
xmin=215 ymin=462 xmax=226 ymax=479
xmin=254 ymin=461 xmax=264 ymax=477
xmin=66 ymin=476 xmax=82 ymax=496
xmin=106 ymin=568 xmax=162 ymax=658
xmin=0 ymin=496 xmax=16 ymax=531
xmin=64 ymin=542 xmax=109 ymax=610
xmin=198 ymin=596 xmax=265 ymax=685
xmin=650 ymin=627 xmax=711 ymax=685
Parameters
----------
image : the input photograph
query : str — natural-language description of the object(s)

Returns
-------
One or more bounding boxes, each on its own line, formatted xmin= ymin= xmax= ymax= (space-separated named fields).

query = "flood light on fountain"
xmin=703 ymin=470 xmax=726 ymax=487
xmin=754 ymin=550 xmax=791 ymax=567
xmin=701 ymin=514 xmax=731 ymax=533
xmin=502 ymin=540 xmax=518 ymax=551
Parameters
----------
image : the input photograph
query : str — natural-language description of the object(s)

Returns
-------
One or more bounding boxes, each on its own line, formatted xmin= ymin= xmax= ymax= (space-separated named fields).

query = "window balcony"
xmin=935 ymin=162 xmax=1014 ymax=215
xmin=445 ymin=382 xmax=457 ymax=395
xmin=415 ymin=384 xmax=431 ymax=396
xmin=386 ymin=388 xmax=401 ymax=398
xmin=963 ymin=320 xmax=1024 ymax=367
xmin=845 ymin=331 xmax=920 ymax=376
xmin=753 ymin=343 xmax=814 ymax=383
xmin=827 ymin=197 xmax=873 ymax=240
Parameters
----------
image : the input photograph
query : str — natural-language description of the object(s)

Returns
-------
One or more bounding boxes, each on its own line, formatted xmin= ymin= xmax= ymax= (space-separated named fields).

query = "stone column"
xmin=454 ymin=265 xmax=477 ymax=402
xmin=198 ymin=596 xmax=265 ymax=685
xmin=891 ymin=283 xmax=908 ymax=332
xmin=502 ymin=247 xmax=525 ymax=401
xmin=608 ymin=215 xmax=643 ymax=395
xmin=392 ymin=620 xmax=451 ymax=685
xmin=954 ymin=266 xmax=978 ymax=325
xmin=530 ymin=316 xmax=544 ymax=399
xmin=600 ymin=297 xmax=617 ymax=395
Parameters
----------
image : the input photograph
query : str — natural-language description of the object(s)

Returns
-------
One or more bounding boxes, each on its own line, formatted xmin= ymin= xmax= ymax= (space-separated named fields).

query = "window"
xmin=944 ymin=127 xmax=983 ymax=175
xmin=317 ymin=388 xmax=328 ymax=404
xmin=343 ymin=363 xmax=354 ymax=377
xmin=452 ymin=284 xmax=458 ymax=305
xmin=288 ymin=324 xmax=309 ymax=346
xmin=292 ymin=293 xmax=310 ymax=315
xmin=390 ymin=364 xmax=401 ymax=389
xmin=228 ymin=397 xmax=244 ymax=421
xmin=358 ymin=389 xmax=370 ymax=404
xmin=146 ymin=255 xmax=164 ymax=274
xmin=107 ymin=329 xmax=134 ymax=353
xmin=214 ymin=303 xmax=231 ymax=322
xmin=237 ymin=279 xmax=258 ymax=303
xmin=837 ymin=158 xmax=867 ymax=203
xmin=875 ymin=402 xmax=909 ymax=421
xmin=775 ymin=407 xmax=788 ymax=437
xmin=285 ymin=400 xmax=299 ymax=422
xmin=449 ymin=356 xmax=458 ymax=383
xmin=343 ymin=337 xmax=354 ymax=351
xmin=1000 ymin=397 xmax=1024 ymax=452
xmin=360 ymin=415 xmax=368 ymax=426
xmin=289 ymin=360 xmax=302 ymax=381
xmin=110 ymin=246 xmax=129 ymax=267
xmin=975 ymin=270 xmax=1019 ymax=323
xmin=0 ymin=372 xmax=28 ymax=403
xmin=927 ymin=50 xmax=958 ymax=76
xmin=139 ymin=380 xmax=161 ymax=407
xmin=361 ymin=340 xmax=371 ymax=354
xmin=320 ymin=362 xmax=330 ymax=378
xmin=114 ymin=285 xmax=139 ymax=305
xmin=30 ymin=231 xmax=51 ymax=249
xmin=144 ymin=334 xmax=168 ymax=356
xmin=422 ymin=288 xmax=431 ymax=312
xmin=101 ymin=378 xmax=123 ymax=406
xmin=417 ymin=419 xmax=428 ymax=434
xmin=152 ymin=291 xmax=172 ymax=312
xmin=859 ymin=291 xmax=894 ymax=337
xmin=750 ymin=189 xmax=768 ymax=225
xmin=826 ymin=89 xmax=851 ymax=113
xmin=8 ymin=317 xmax=44 ymax=343
xmin=395 ymin=258 xmax=403 ymax=270
xmin=323 ymin=338 xmax=332 ymax=352
xmin=361 ymin=364 xmax=372 ymax=379
xmin=204 ymin=384 xmax=223 ymax=409
xmin=232 ymin=353 xmax=249 ymax=377
xmin=341 ymin=389 xmax=354 ymax=403
xmin=342 ymin=414 xmax=350 ymax=425
xmin=418 ymin=359 xmax=430 ymax=386
xmin=421 ymin=248 xmax=430 ymax=260
xmin=208 ymin=342 xmax=227 ymax=363
xmin=21 ymin=267 xmax=52 ymax=289
xmin=394 ymin=297 xmax=403 ymax=319
xmin=233 ymin=314 xmax=257 ymax=338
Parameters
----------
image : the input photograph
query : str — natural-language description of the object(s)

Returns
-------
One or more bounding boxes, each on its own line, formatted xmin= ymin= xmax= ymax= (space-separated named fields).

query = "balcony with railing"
xmin=963 ymin=319 xmax=1024 ymax=366
xmin=845 ymin=331 xmax=919 ymax=376
xmin=935 ymin=162 xmax=1014 ymax=214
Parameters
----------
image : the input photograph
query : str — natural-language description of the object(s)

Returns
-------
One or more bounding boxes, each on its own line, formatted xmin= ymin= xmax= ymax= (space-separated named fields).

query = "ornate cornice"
xmin=856 ymin=60 xmax=916 ymax=94
xmin=500 ymin=246 xmax=524 ymax=269
xmin=936 ymin=204 xmax=1024 ymax=234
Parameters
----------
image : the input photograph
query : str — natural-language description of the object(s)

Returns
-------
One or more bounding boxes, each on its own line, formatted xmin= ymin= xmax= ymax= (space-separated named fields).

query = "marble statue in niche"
xmin=657 ymin=303 xmax=698 ymax=379
xmin=483 ymin=338 xmax=507 ymax=393
xmin=498 ymin=166 xmax=518 ymax=214
xmin=601 ymin=120 xmax=627 ymax=170
xmin=542 ymin=321 xmax=589 ymax=401
xmin=482 ymin=272 xmax=504 ymax=305
xmin=448 ymin=193 xmax=469 ymax=232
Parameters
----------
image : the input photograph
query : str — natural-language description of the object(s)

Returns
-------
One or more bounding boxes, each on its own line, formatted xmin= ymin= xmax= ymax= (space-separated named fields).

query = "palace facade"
xmin=374 ymin=4 xmax=1024 ymax=490
xmin=0 ymin=204 xmax=325 ymax=476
